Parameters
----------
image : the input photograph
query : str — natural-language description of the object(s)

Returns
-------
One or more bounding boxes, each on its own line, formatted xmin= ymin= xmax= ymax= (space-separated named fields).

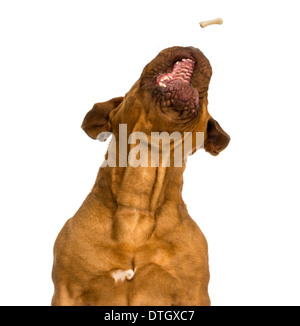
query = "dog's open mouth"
xmin=155 ymin=58 xmax=199 ymax=118
xmin=156 ymin=58 xmax=195 ymax=88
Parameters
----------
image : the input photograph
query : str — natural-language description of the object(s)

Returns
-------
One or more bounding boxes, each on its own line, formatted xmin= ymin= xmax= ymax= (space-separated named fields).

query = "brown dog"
xmin=51 ymin=46 xmax=230 ymax=306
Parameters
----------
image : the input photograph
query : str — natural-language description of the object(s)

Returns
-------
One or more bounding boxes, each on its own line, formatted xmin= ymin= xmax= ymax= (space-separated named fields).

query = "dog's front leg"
xmin=51 ymin=284 xmax=84 ymax=306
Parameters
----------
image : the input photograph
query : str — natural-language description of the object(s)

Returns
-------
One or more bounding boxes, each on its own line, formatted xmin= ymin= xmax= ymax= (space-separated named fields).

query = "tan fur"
xmin=51 ymin=46 xmax=230 ymax=306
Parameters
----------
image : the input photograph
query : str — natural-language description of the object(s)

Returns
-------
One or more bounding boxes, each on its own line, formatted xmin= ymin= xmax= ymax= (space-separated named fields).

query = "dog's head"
xmin=81 ymin=46 xmax=230 ymax=156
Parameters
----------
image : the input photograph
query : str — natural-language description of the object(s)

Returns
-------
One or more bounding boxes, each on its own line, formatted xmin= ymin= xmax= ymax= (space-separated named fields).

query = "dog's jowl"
xmin=51 ymin=46 xmax=230 ymax=306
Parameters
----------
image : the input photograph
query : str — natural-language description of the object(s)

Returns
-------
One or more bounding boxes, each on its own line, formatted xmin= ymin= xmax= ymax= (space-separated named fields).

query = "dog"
xmin=51 ymin=46 xmax=230 ymax=306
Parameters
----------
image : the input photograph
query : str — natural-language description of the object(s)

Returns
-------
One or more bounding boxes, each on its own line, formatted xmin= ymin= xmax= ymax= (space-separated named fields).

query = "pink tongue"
xmin=171 ymin=60 xmax=194 ymax=82
xmin=157 ymin=59 xmax=194 ymax=86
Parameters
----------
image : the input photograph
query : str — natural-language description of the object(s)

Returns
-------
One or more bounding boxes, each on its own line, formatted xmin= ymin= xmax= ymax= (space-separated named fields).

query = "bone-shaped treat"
xmin=200 ymin=18 xmax=223 ymax=28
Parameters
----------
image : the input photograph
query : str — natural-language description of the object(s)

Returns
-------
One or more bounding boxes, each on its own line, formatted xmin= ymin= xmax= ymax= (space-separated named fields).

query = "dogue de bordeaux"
xmin=51 ymin=46 xmax=230 ymax=306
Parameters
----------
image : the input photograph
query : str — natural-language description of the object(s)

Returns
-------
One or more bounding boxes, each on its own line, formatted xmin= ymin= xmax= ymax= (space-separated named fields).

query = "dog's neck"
xmin=91 ymin=138 xmax=187 ymax=246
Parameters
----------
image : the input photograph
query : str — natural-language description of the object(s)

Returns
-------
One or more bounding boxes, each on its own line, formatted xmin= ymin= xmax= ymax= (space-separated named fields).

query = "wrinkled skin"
xmin=51 ymin=46 xmax=230 ymax=306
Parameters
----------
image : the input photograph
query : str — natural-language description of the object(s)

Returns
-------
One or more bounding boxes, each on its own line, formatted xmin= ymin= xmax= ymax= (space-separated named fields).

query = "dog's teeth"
xmin=159 ymin=82 xmax=166 ymax=87
xmin=187 ymin=58 xmax=193 ymax=62
xmin=176 ymin=62 xmax=180 ymax=65
xmin=182 ymin=59 xmax=187 ymax=62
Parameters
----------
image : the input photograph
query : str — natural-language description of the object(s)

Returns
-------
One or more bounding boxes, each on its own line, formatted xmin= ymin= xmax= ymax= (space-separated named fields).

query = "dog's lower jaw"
xmin=155 ymin=58 xmax=199 ymax=119
xmin=159 ymin=84 xmax=200 ymax=119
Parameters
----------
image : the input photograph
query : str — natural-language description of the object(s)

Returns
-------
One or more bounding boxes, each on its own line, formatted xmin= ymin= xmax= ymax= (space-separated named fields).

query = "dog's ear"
xmin=204 ymin=117 xmax=230 ymax=156
xmin=81 ymin=97 xmax=124 ymax=140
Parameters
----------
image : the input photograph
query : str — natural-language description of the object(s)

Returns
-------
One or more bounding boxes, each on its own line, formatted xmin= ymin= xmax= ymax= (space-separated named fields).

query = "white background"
xmin=1 ymin=0 xmax=299 ymax=306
